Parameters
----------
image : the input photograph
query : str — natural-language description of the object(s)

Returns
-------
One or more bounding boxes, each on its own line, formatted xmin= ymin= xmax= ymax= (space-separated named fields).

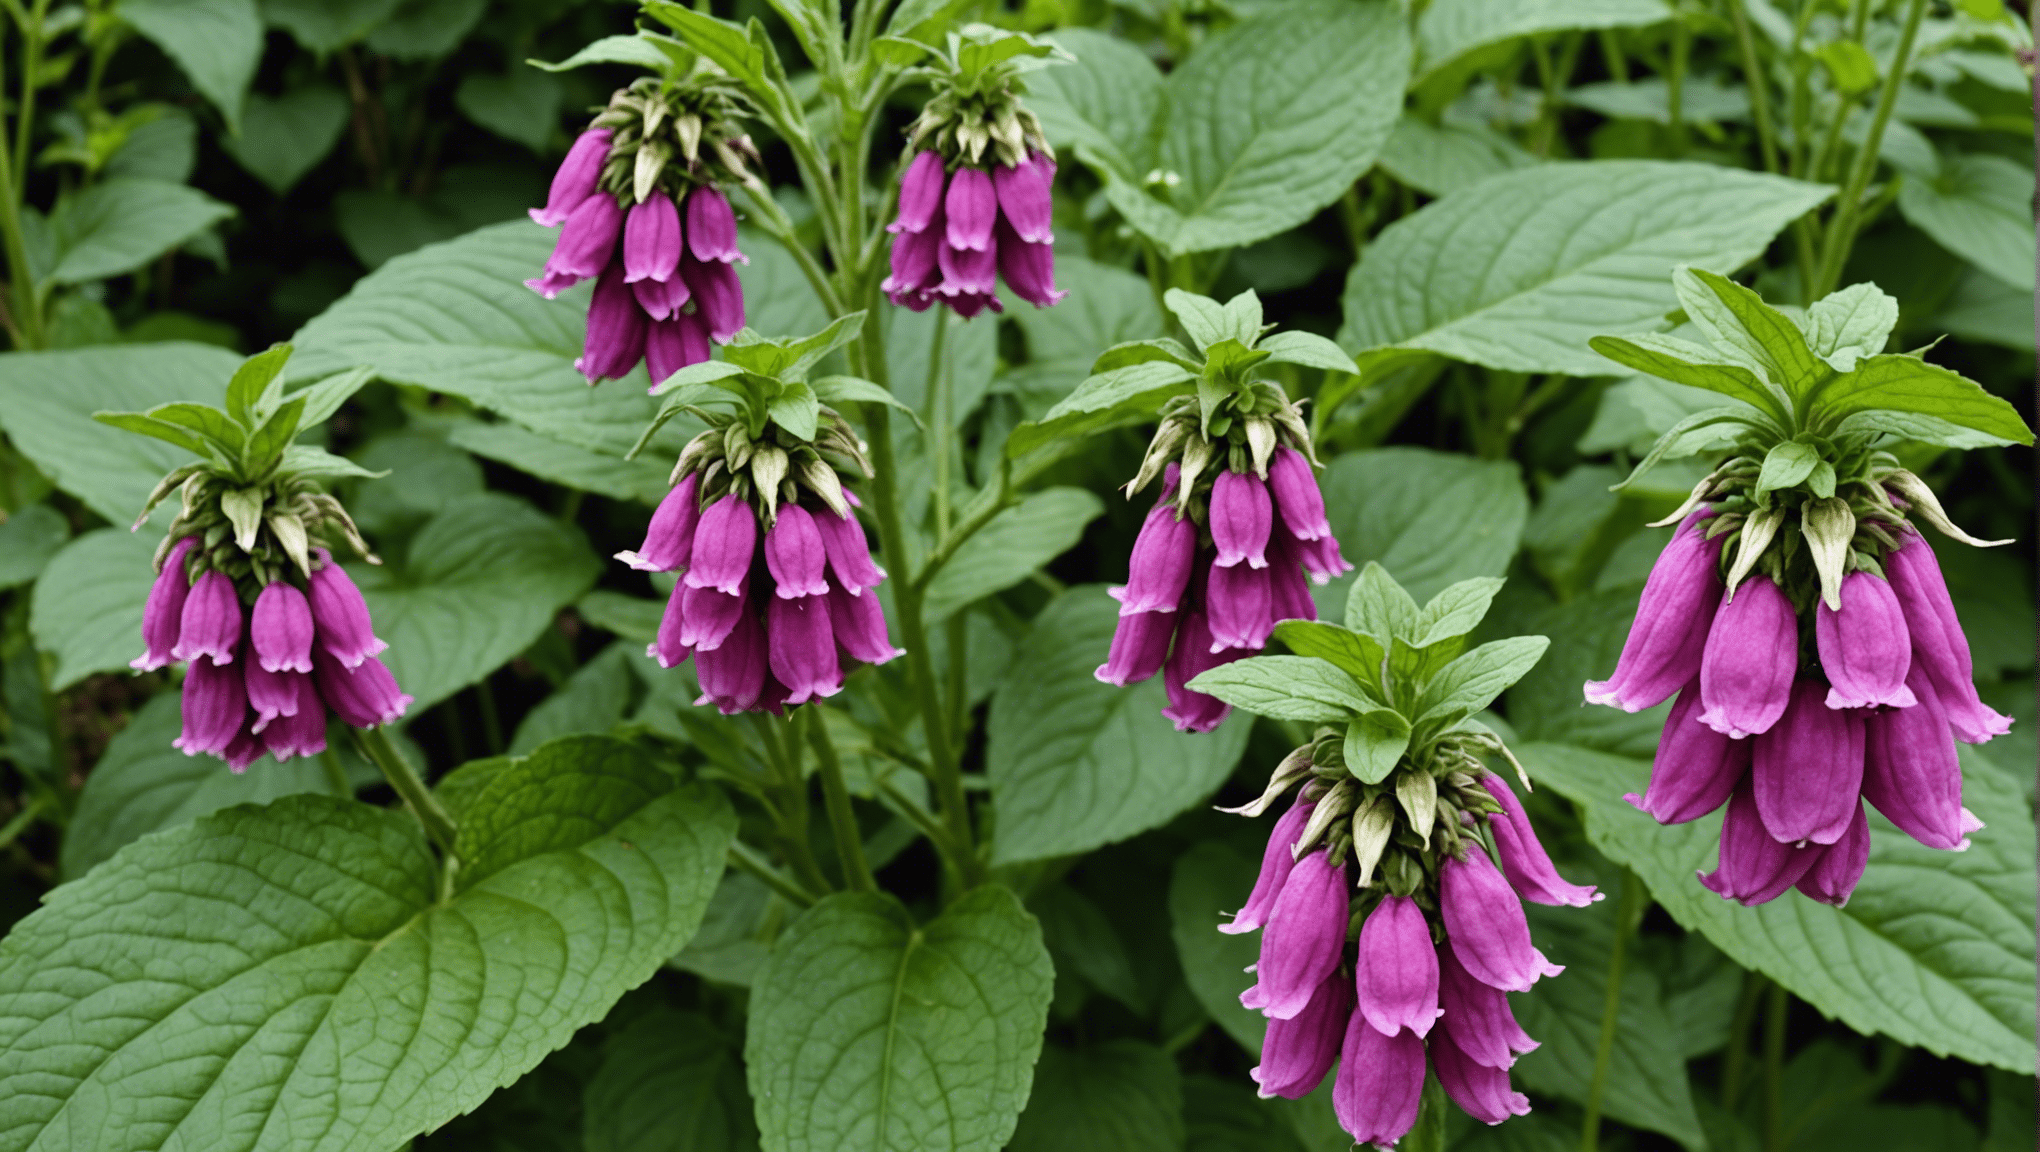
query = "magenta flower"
xmin=1207 ymin=563 xmax=1275 ymax=652
xmin=1882 ymin=531 xmax=2014 ymax=743
xmin=623 ymin=195 xmax=682 ymax=283
xmin=1267 ymin=448 xmax=1330 ymax=540
xmin=1210 ymin=470 xmax=1273 ymax=570
xmin=1253 ymin=970 xmax=1351 ymax=1100
xmin=174 ymin=656 xmax=244 ymax=755
xmin=1162 ymin=609 xmax=1238 ymax=733
xmin=1094 ymin=606 xmax=1174 ymax=687
xmin=686 ymin=187 xmax=745 ymax=264
xmin=133 ymin=536 xmax=198 ymax=671
xmin=677 ymin=584 xmax=746 ymax=652
xmin=308 ymin=552 xmax=387 ymax=669
xmin=251 ymin=582 xmax=315 ymax=674
xmin=685 ymin=256 xmax=746 ymax=343
xmin=314 ymin=649 xmax=412 ymax=728
xmin=221 ymin=718 xmax=264 ymax=773
xmin=815 ymin=508 xmax=886 ymax=596
xmin=1625 ymin=681 xmax=1749 ymax=824
xmin=767 ymin=594 xmax=842 ymax=705
xmin=1697 ymin=575 xmax=1797 ymax=738
xmin=616 ymin=471 xmax=702 ymax=573
xmin=1437 ymin=942 xmax=1539 ymax=1069
xmin=1751 ymin=677 xmax=1866 ymax=846
xmin=1115 ymin=488 xmax=1196 ymax=615
xmin=1354 ymin=895 xmax=1441 ymax=1038
xmin=578 ymin=264 xmax=650 ymax=384
xmin=1697 ymin=779 xmax=1817 ymax=905
xmin=1794 ymin=803 xmax=1870 ymax=906
xmin=1240 ymin=848 xmax=1349 ymax=1020
xmin=174 ymin=570 xmax=242 ymax=665
xmin=545 ymin=193 xmax=625 ymax=281
xmin=883 ymin=149 xmax=1063 ymax=316
xmin=1480 ymin=774 xmax=1601 ymax=906
xmin=827 ymin=583 xmax=902 ymax=665
xmin=1815 ymin=571 xmax=1917 ymax=709
xmin=764 ymin=505 xmax=831 ymax=599
xmin=1432 ymin=1026 xmax=1533 ymax=1126
xmin=694 ymin=603 xmax=770 ymax=715
xmin=1863 ymin=666 xmax=1979 ymax=850
xmin=1584 ymin=512 xmax=1722 ymax=711
xmin=1333 ymin=1015 xmax=1426 ymax=1150
xmin=530 ymin=128 xmax=612 ymax=226
xmin=1220 ymin=798 xmax=1312 ymax=935
xmin=1298 ymin=533 xmax=1353 ymax=583
xmin=685 ymin=494 xmax=758 ymax=595
xmin=244 ymin=657 xmax=300 ymax=731
xmin=1438 ymin=849 xmax=1563 ymax=993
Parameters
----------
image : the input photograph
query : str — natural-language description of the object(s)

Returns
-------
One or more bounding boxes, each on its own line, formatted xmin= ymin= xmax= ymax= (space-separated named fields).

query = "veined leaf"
xmin=1800 ymin=282 xmax=1898 ymax=372
xmin=923 ymin=487 xmax=1104 ymax=623
xmin=1273 ymin=619 xmax=1387 ymax=691
xmin=1006 ymin=360 xmax=1196 ymax=457
xmin=224 ymin=343 xmax=293 ymax=426
xmin=1807 ymin=354 xmax=2033 ymax=446
xmin=1413 ymin=635 xmax=1551 ymax=726
xmin=1588 ymin=333 xmax=1788 ymax=424
xmin=28 ymin=528 xmax=156 ymax=689
xmin=1673 ymin=267 xmax=1829 ymax=402
xmin=1188 ymin=655 xmax=1375 ymax=722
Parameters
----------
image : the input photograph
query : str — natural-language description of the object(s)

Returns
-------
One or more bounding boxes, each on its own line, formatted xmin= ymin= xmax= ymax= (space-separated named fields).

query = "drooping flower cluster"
xmin=1587 ymin=474 xmax=2004 ymax=907
xmin=132 ymin=467 xmax=408 ymax=771
xmin=883 ymin=29 xmax=1065 ymax=316
xmin=1100 ymin=393 xmax=1350 ymax=732
xmin=620 ymin=326 xmax=900 ymax=713
xmin=1224 ymin=730 xmax=1593 ymax=1146
xmin=528 ymin=76 xmax=758 ymax=388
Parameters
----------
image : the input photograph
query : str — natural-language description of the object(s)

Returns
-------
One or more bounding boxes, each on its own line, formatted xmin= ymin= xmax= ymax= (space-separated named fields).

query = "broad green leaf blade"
xmin=1110 ymin=1 xmax=1410 ymax=255
xmin=1181 ymin=1074 xmax=1307 ymax=1152
xmin=1006 ymin=361 xmax=1196 ymax=458
xmin=1409 ymin=577 xmax=1509 ymax=648
xmin=279 ymin=444 xmax=388 ymax=481
xmin=118 ymin=0 xmax=261 ymax=132
xmin=1319 ymin=448 xmax=1529 ymax=607
xmin=90 ymin=410 xmax=211 ymax=456
xmin=1187 ymin=655 xmax=1372 ymax=722
xmin=1272 ymin=620 xmax=1386 ymax=688
xmin=1896 ymin=152 xmax=2035 ymax=292
xmin=1344 ymin=715 xmax=1411 ymax=785
xmin=508 ymin=645 xmax=633 ymax=755
xmin=0 ymin=504 xmax=67 ymax=590
xmin=29 ymin=528 xmax=155 ymax=690
xmin=531 ymin=34 xmax=675 ymax=74
xmin=286 ymin=364 xmax=377 ymax=427
xmin=1008 ymin=1042 xmax=1184 ymax=1152
xmin=1673 ymin=267 xmax=1828 ymax=401
xmin=0 ymin=343 xmax=238 ymax=523
xmin=1024 ymin=30 xmax=1164 ymax=187
xmin=1254 ymin=330 xmax=1358 ymax=374
xmin=57 ymin=692 xmax=346 ymax=881
xmin=987 ymin=587 xmax=1250 ymax=864
xmin=642 ymin=2 xmax=767 ymax=90
xmin=266 ymin=0 xmax=405 ymax=53
xmin=745 ymin=886 xmax=1054 ymax=1152
xmin=1588 ymin=332 xmax=1788 ymax=424
xmin=48 ymin=179 xmax=235 ymax=284
xmin=1168 ymin=842 xmax=1270 ymax=1054
xmin=1808 ymin=354 xmax=2033 ymax=446
xmin=147 ymin=400 xmax=247 ymax=453
xmin=357 ymin=492 xmax=602 ymax=712
xmin=923 ymin=487 xmax=1104 ymax=622
xmin=583 ymin=1004 xmax=758 ymax=1152
xmin=1800 ymin=282 xmax=1898 ymax=372
xmin=812 ymin=374 xmax=916 ymax=417
xmin=224 ymin=343 xmax=294 ymax=425
xmin=1339 ymin=163 xmax=1832 ymax=376
xmin=1414 ymin=0 xmax=1671 ymax=86
xmin=241 ymin=396 xmax=305 ymax=469
xmin=222 ymin=86 xmax=350 ymax=194
xmin=1414 ymin=635 xmax=1551 ymax=724
xmin=0 ymin=740 xmax=736 ymax=1152
xmin=1343 ymin=561 xmax=1421 ymax=639
xmin=455 ymin=68 xmax=563 ymax=152
xmin=1756 ymin=440 xmax=1820 ymax=497
xmin=451 ymin=418 xmax=673 ymax=503
xmin=1376 ymin=114 xmax=1538 ymax=199
xmin=1506 ymin=586 xmax=1673 ymax=758
xmin=1519 ymin=742 xmax=2037 ymax=1071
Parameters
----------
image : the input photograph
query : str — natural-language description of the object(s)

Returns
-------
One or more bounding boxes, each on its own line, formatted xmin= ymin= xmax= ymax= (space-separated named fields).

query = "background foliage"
xmin=0 ymin=0 xmax=2032 ymax=1150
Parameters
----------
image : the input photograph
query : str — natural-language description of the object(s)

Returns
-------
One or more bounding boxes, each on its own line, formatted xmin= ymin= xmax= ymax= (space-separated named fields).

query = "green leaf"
xmin=1344 ymin=715 xmax=1411 ymax=785
xmin=1165 ymin=289 xmax=1259 ymax=350
xmin=28 ymin=528 xmax=154 ymax=689
xmin=1614 ymin=406 xmax=1762 ymax=490
xmin=279 ymin=443 xmax=387 ymax=481
xmin=745 ymin=886 xmax=1054 ymax=1152
xmin=1009 ymin=1042 xmax=1184 ymax=1152
xmin=1007 ymin=360 xmax=1196 ymax=457
xmin=1808 ymin=354 xmax=2033 ymax=446
xmin=1319 ymin=448 xmax=1529 ymax=605
xmin=90 ymin=409 xmax=212 ymax=457
xmin=1756 ymin=440 xmax=1820 ymax=497
xmin=358 ymin=492 xmax=601 ymax=712
xmin=1168 ymin=843 xmax=1270 ymax=1055
xmin=1414 ymin=635 xmax=1550 ymax=725
xmin=1187 ymin=655 xmax=1373 ymax=722
xmin=1340 ymin=163 xmax=1831 ymax=376
xmin=224 ymin=343 xmax=292 ymax=425
xmin=1182 ymin=1074 xmax=1306 ymax=1152
xmin=1674 ymin=267 xmax=1829 ymax=401
xmin=812 ymin=374 xmax=916 ymax=419
xmin=923 ymin=487 xmax=1104 ymax=622
xmin=1376 ymin=113 xmax=1538 ymax=199
xmin=284 ymin=363 xmax=376 ymax=427
xmin=264 ymin=0 xmax=402 ymax=52
xmin=1409 ymin=577 xmax=1509 ymax=648
xmin=1092 ymin=1 xmax=1410 ymax=255
xmin=1800 ymin=282 xmax=1898 ymax=372
xmin=1343 ymin=561 xmax=1421 ymax=639
xmin=146 ymin=400 xmax=246 ymax=457
xmin=57 ymin=692 xmax=344 ymax=880
xmin=1897 ymin=152 xmax=2035 ymax=292
xmin=767 ymin=380 xmax=821 ymax=440
xmin=531 ymin=34 xmax=676 ymax=74
xmin=455 ymin=67 xmax=564 ymax=153
xmin=1589 ymin=332 xmax=1789 ymax=424
xmin=1272 ymin=620 xmax=1386 ymax=689
xmin=119 ymin=0 xmax=261 ymax=132
xmin=1519 ymin=742 xmax=2036 ymax=1071
xmin=1254 ymin=330 xmax=1357 ymax=374
xmin=641 ymin=2 xmax=767 ymax=91
xmin=1024 ymin=29 xmax=1164 ymax=186
xmin=1829 ymin=409 xmax=2023 ymax=450
xmin=450 ymin=418 xmax=672 ymax=504
xmin=583 ymin=1004 xmax=758 ymax=1152
xmin=987 ymin=586 xmax=1250 ymax=864
xmin=241 ymin=396 xmax=305 ymax=469
xmin=0 ymin=503 xmax=67 ymax=590
xmin=509 ymin=645 xmax=634 ymax=756
xmin=221 ymin=85 xmax=350 ymax=194
xmin=0 ymin=738 xmax=734 ymax=1152
xmin=48 ymin=179 xmax=235 ymax=284
xmin=1414 ymin=0 xmax=1671 ymax=86
xmin=365 ymin=0 xmax=488 ymax=59
xmin=1506 ymin=586 xmax=1670 ymax=756
xmin=578 ymin=590 xmax=667 ymax=646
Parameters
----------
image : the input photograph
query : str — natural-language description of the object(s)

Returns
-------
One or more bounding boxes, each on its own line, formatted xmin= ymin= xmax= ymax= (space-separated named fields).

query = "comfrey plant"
xmin=1583 ymin=269 xmax=2034 ymax=907
xmin=882 ymin=28 xmax=1066 ymax=316
xmin=622 ymin=315 xmax=902 ymax=712
xmin=1190 ymin=565 xmax=1585 ymax=1146
xmin=100 ymin=347 xmax=406 ymax=770
xmin=1064 ymin=289 xmax=1354 ymax=729
xmin=528 ymin=71 xmax=756 ymax=385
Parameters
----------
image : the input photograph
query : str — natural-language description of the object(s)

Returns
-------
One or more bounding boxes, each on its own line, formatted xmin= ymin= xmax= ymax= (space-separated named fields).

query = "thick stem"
xmin=1727 ymin=0 xmax=1781 ymax=176
xmin=728 ymin=840 xmax=819 ymax=906
xmin=1581 ymin=869 xmax=1645 ymax=1152
xmin=353 ymin=725 xmax=459 ymax=861
xmin=804 ymin=707 xmax=876 ymax=893
xmin=1813 ymin=0 xmax=1929 ymax=298
xmin=742 ymin=179 xmax=845 ymax=315
xmin=751 ymin=713 xmax=834 ymax=895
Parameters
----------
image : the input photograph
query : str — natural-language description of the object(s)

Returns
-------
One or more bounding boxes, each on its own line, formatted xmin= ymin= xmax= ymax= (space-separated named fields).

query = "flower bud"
xmin=1252 ymin=969 xmax=1350 ymax=1100
xmin=1354 ymin=895 xmax=1442 ymax=1039
xmin=251 ymin=582 xmax=316 ymax=675
xmin=1626 ymin=681 xmax=1747 ymax=824
xmin=308 ymin=552 xmax=388 ymax=670
xmin=1698 ymin=575 xmax=1797 ymax=738
xmin=174 ymin=570 xmax=243 ymax=666
xmin=1437 ymin=942 xmax=1539 ymax=1069
xmin=1585 ymin=512 xmax=1722 ymax=712
xmin=1480 ymin=774 xmax=1600 ymax=906
xmin=1210 ymin=471 xmax=1273 ymax=570
xmin=1439 ymin=849 xmax=1563 ymax=993
xmin=1697 ymin=779 xmax=1817 ymax=906
xmin=132 ymin=536 xmax=197 ymax=671
xmin=617 ymin=471 xmax=703 ymax=574
xmin=1793 ymin=802 xmax=1870 ymax=906
xmin=1240 ymin=848 xmax=1348 ymax=1020
xmin=1432 ymin=1025 xmax=1532 ymax=1126
xmin=1882 ymin=531 xmax=2014 ymax=743
xmin=1332 ymin=1015 xmax=1425 ymax=1149
xmin=1862 ymin=665 xmax=1974 ymax=850
xmin=1221 ymin=798 xmax=1313 ymax=935
xmin=1815 ymin=571 xmax=1917 ymax=710
xmin=1751 ymin=678 xmax=1866 ymax=846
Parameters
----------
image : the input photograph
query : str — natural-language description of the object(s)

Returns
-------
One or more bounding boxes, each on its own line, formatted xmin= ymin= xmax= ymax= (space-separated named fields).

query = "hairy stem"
xmin=354 ymin=726 xmax=459 ymax=862
xmin=1813 ymin=0 xmax=1929 ymax=298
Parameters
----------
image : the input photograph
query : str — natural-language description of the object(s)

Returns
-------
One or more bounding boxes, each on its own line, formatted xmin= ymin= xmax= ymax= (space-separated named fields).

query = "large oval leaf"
xmin=1315 ymin=447 xmax=1529 ymax=609
xmin=745 ymin=886 xmax=1054 ymax=1152
xmin=0 ymin=735 xmax=735 ymax=1152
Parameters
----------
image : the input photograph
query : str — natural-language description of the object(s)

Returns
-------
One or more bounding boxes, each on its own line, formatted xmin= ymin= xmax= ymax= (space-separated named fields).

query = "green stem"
xmin=1813 ymin=0 xmax=1929 ymax=298
xmin=1667 ymin=14 xmax=1689 ymax=156
xmin=912 ymin=454 xmax=1013 ymax=592
xmin=742 ymin=179 xmax=845 ymax=315
xmin=319 ymin=749 xmax=353 ymax=797
xmin=1727 ymin=0 xmax=1781 ymax=175
xmin=353 ymin=726 xmax=459 ymax=861
xmin=0 ymin=793 xmax=45 ymax=850
xmin=1763 ymin=981 xmax=1789 ymax=1151
xmin=1722 ymin=971 xmax=1766 ymax=1112
xmin=0 ymin=28 xmax=41 ymax=349
xmin=1599 ymin=28 xmax=1628 ymax=83
xmin=1581 ymin=869 xmax=1644 ymax=1152
xmin=474 ymin=678 xmax=504 ymax=756
xmin=926 ymin=310 xmax=950 ymax=538
xmin=728 ymin=840 xmax=819 ymax=906
xmin=751 ymin=713 xmax=834 ymax=896
xmin=804 ymin=708 xmax=876 ymax=893
xmin=12 ymin=0 xmax=47 ymax=202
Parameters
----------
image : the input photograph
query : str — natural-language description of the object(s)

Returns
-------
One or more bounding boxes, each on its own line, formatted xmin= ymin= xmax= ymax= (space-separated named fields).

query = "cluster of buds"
xmin=1223 ymin=728 xmax=1593 ymax=1146
xmin=619 ymin=323 xmax=900 ymax=712
xmin=118 ymin=355 xmax=408 ymax=771
xmin=528 ymin=75 xmax=759 ymax=387
xmin=883 ymin=27 xmax=1066 ymax=316
xmin=1587 ymin=458 xmax=2004 ymax=906
xmin=1101 ymin=383 xmax=1350 ymax=731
